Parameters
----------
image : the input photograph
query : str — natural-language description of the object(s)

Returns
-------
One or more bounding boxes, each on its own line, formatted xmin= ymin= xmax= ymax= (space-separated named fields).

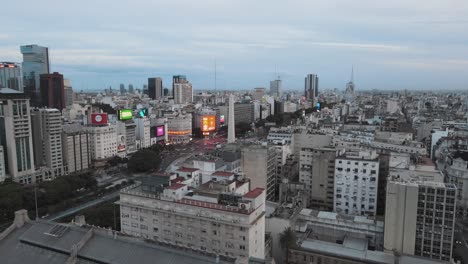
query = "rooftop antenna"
xmin=350 ymin=65 xmax=354 ymax=83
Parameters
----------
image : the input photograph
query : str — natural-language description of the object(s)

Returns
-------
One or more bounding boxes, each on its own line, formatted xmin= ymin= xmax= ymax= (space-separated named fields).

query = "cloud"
xmin=1 ymin=0 xmax=467 ymax=90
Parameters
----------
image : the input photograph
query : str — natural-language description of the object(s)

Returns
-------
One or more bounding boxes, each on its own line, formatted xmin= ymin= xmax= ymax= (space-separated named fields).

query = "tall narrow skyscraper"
xmin=227 ymin=94 xmax=236 ymax=144
xmin=20 ymin=45 xmax=49 ymax=105
xmin=270 ymin=78 xmax=282 ymax=98
xmin=304 ymin=73 xmax=318 ymax=102
xmin=148 ymin=77 xmax=162 ymax=100
xmin=31 ymin=108 xmax=63 ymax=180
xmin=172 ymin=75 xmax=192 ymax=104
xmin=0 ymin=62 xmax=23 ymax=91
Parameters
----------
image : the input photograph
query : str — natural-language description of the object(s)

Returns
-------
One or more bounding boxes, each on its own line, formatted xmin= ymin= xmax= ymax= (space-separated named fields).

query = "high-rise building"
xmin=118 ymin=174 xmax=266 ymax=263
xmin=270 ymin=79 xmax=282 ymax=98
xmin=304 ymin=74 xmax=318 ymax=102
xmin=0 ymin=88 xmax=36 ymax=183
xmin=219 ymin=103 xmax=255 ymax=126
xmin=253 ymin=87 xmax=266 ymax=101
xmin=128 ymin=84 xmax=134 ymax=94
xmin=334 ymin=151 xmax=380 ymax=216
xmin=31 ymin=108 xmax=64 ymax=180
xmin=20 ymin=45 xmax=49 ymax=105
xmin=384 ymin=178 xmax=456 ymax=261
xmin=0 ymin=62 xmax=23 ymax=91
xmin=63 ymin=79 xmax=74 ymax=108
xmin=40 ymin=72 xmax=65 ymax=110
xmin=299 ymin=147 xmax=343 ymax=211
xmin=148 ymin=77 xmax=163 ymax=100
xmin=241 ymin=144 xmax=277 ymax=201
xmin=62 ymin=124 xmax=91 ymax=175
xmin=173 ymin=75 xmax=192 ymax=104
xmin=119 ymin=83 xmax=126 ymax=95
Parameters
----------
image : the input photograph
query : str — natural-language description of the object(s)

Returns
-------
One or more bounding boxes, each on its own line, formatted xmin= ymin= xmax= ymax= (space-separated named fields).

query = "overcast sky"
xmin=1 ymin=0 xmax=468 ymax=91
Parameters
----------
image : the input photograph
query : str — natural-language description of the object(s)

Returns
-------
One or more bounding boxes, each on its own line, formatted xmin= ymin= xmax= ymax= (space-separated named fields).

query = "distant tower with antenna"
xmin=345 ymin=66 xmax=355 ymax=94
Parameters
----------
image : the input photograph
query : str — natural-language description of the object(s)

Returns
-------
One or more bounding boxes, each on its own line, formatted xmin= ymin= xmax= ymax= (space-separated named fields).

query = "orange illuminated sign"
xmin=202 ymin=115 xmax=216 ymax=132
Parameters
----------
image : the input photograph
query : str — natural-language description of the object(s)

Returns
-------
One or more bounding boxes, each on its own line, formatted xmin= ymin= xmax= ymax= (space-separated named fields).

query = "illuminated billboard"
xmin=90 ymin=113 xmax=108 ymax=125
xmin=118 ymin=109 xmax=133 ymax=120
xmin=156 ymin=125 xmax=165 ymax=137
xmin=202 ymin=115 xmax=216 ymax=132
xmin=220 ymin=115 xmax=225 ymax=124
xmin=138 ymin=108 xmax=148 ymax=118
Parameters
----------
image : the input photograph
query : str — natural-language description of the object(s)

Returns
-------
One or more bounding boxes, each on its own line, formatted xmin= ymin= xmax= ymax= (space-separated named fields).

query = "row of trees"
xmin=0 ymin=172 xmax=97 ymax=225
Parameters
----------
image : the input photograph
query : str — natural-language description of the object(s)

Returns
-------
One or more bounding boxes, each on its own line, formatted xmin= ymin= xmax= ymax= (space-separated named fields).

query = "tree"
xmin=127 ymin=149 xmax=162 ymax=173
xmin=279 ymin=227 xmax=297 ymax=263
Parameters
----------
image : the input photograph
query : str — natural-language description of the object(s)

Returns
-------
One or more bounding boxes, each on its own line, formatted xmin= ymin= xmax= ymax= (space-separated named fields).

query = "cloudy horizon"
xmin=1 ymin=0 xmax=468 ymax=91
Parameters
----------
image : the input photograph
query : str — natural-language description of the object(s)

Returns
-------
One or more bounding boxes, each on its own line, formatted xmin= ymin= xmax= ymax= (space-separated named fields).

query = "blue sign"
xmin=316 ymin=102 xmax=321 ymax=110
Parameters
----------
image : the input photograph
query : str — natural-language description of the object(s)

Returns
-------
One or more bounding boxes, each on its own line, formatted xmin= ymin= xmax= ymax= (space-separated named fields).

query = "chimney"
xmin=13 ymin=209 xmax=31 ymax=228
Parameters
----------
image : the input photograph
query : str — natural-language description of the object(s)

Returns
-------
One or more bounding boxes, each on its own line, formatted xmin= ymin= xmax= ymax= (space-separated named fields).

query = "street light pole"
xmin=34 ymin=184 xmax=39 ymax=220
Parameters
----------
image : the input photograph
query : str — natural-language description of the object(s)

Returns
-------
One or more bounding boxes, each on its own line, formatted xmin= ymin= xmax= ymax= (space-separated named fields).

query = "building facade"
xmin=241 ymin=144 xmax=277 ymax=201
xmin=118 ymin=175 xmax=266 ymax=263
xmin=384 ymin=179 xmax=456 ymax=262
xmin=64 ymin=79 xmax=74 ymax=108
xmin=87 ymin=124 xmax=117 ymax=160
xmin=173 ymin=75 xmax=192 ymax=104
xmin=304 ymin=74 xmax=318 ymax=102
xmin=334 ymin=152 xmax=380 ymax=216
xmin=270 ymin=79 xmax=282 ymax=98
xmin=300 ymin=147 xmax=342 ymax=211
xmin=31 ymin=108 xmax=64 ymax=180
xmin=20 ymin=44 xmax=49 ymax=106
xmin=0 ymin=89 xmax=36 ymax=183
xmin=40 ymin=72 xmax=65 ymax=110
xmin=0 ymin=62 xmax=23 ymax=91
xmin=166 ymin=112 xmax=192 ymax=144
xmin=62 ymin=124 xmax=91 ymax=174
xmin=148 ymin=77 xmax=163 ymax=100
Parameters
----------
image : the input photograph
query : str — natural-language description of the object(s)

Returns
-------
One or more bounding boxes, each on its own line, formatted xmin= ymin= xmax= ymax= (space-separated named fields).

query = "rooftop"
xmin=298 ymin=238 xmax=446 ymax=264
xmin=176 ymin=167 xmax=200 ymax=173
xmin=211 ymin=171 xmax=234 ymax=177
xmin=244 ymin=188 xmax=265 ymax=199
xmin=0 ymin=218 xmax=234 ymax=264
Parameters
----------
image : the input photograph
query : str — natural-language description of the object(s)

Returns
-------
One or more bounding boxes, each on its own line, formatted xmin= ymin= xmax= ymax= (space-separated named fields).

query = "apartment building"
xmin=334 ymin=151 xmax=380 ymax=216
xmin=384 ymin=178 xmax=456 ymax=261
xmin=118 ymin=173 xmax=266 ymax=263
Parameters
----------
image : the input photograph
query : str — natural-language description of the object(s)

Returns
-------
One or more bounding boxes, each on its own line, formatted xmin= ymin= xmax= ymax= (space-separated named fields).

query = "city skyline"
xmin=1 ymin=1 xmax=468 ymax=91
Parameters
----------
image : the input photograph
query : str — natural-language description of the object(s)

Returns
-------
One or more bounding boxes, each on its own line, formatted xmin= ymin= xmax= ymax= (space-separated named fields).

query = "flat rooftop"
xmin=0 ymin=220 xmax=234 ymax=264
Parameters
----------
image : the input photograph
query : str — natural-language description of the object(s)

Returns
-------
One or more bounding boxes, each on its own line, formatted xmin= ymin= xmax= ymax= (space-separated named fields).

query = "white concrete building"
xmin=267 ymin=126 xmax=294 ymax=145
xmin=134 ymin=117 xmax=151 ymax=149
xmin=31 ymin=108 xmax=64 ymax=180
xmin=0 ymin=88 xmax=36 ymax=184
xmin=62 ymin=124 xmax=90 ymax=174
xmin=118 ymin=175 xmax=266 ymax=263
xmin=334 ymin=151 xmax=380 ymax=216
xmin=444 ymin=152 xmax=468 ymax=216
xmin=384 ymin=178 xmax=456 ymax=262
xmin=116 ymin=120 xmax=137 ymax=155
xmin=241 ymin=144 xmax=277 ymax=201
xmin=87 ymin=124 xmax=117 ymax=160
